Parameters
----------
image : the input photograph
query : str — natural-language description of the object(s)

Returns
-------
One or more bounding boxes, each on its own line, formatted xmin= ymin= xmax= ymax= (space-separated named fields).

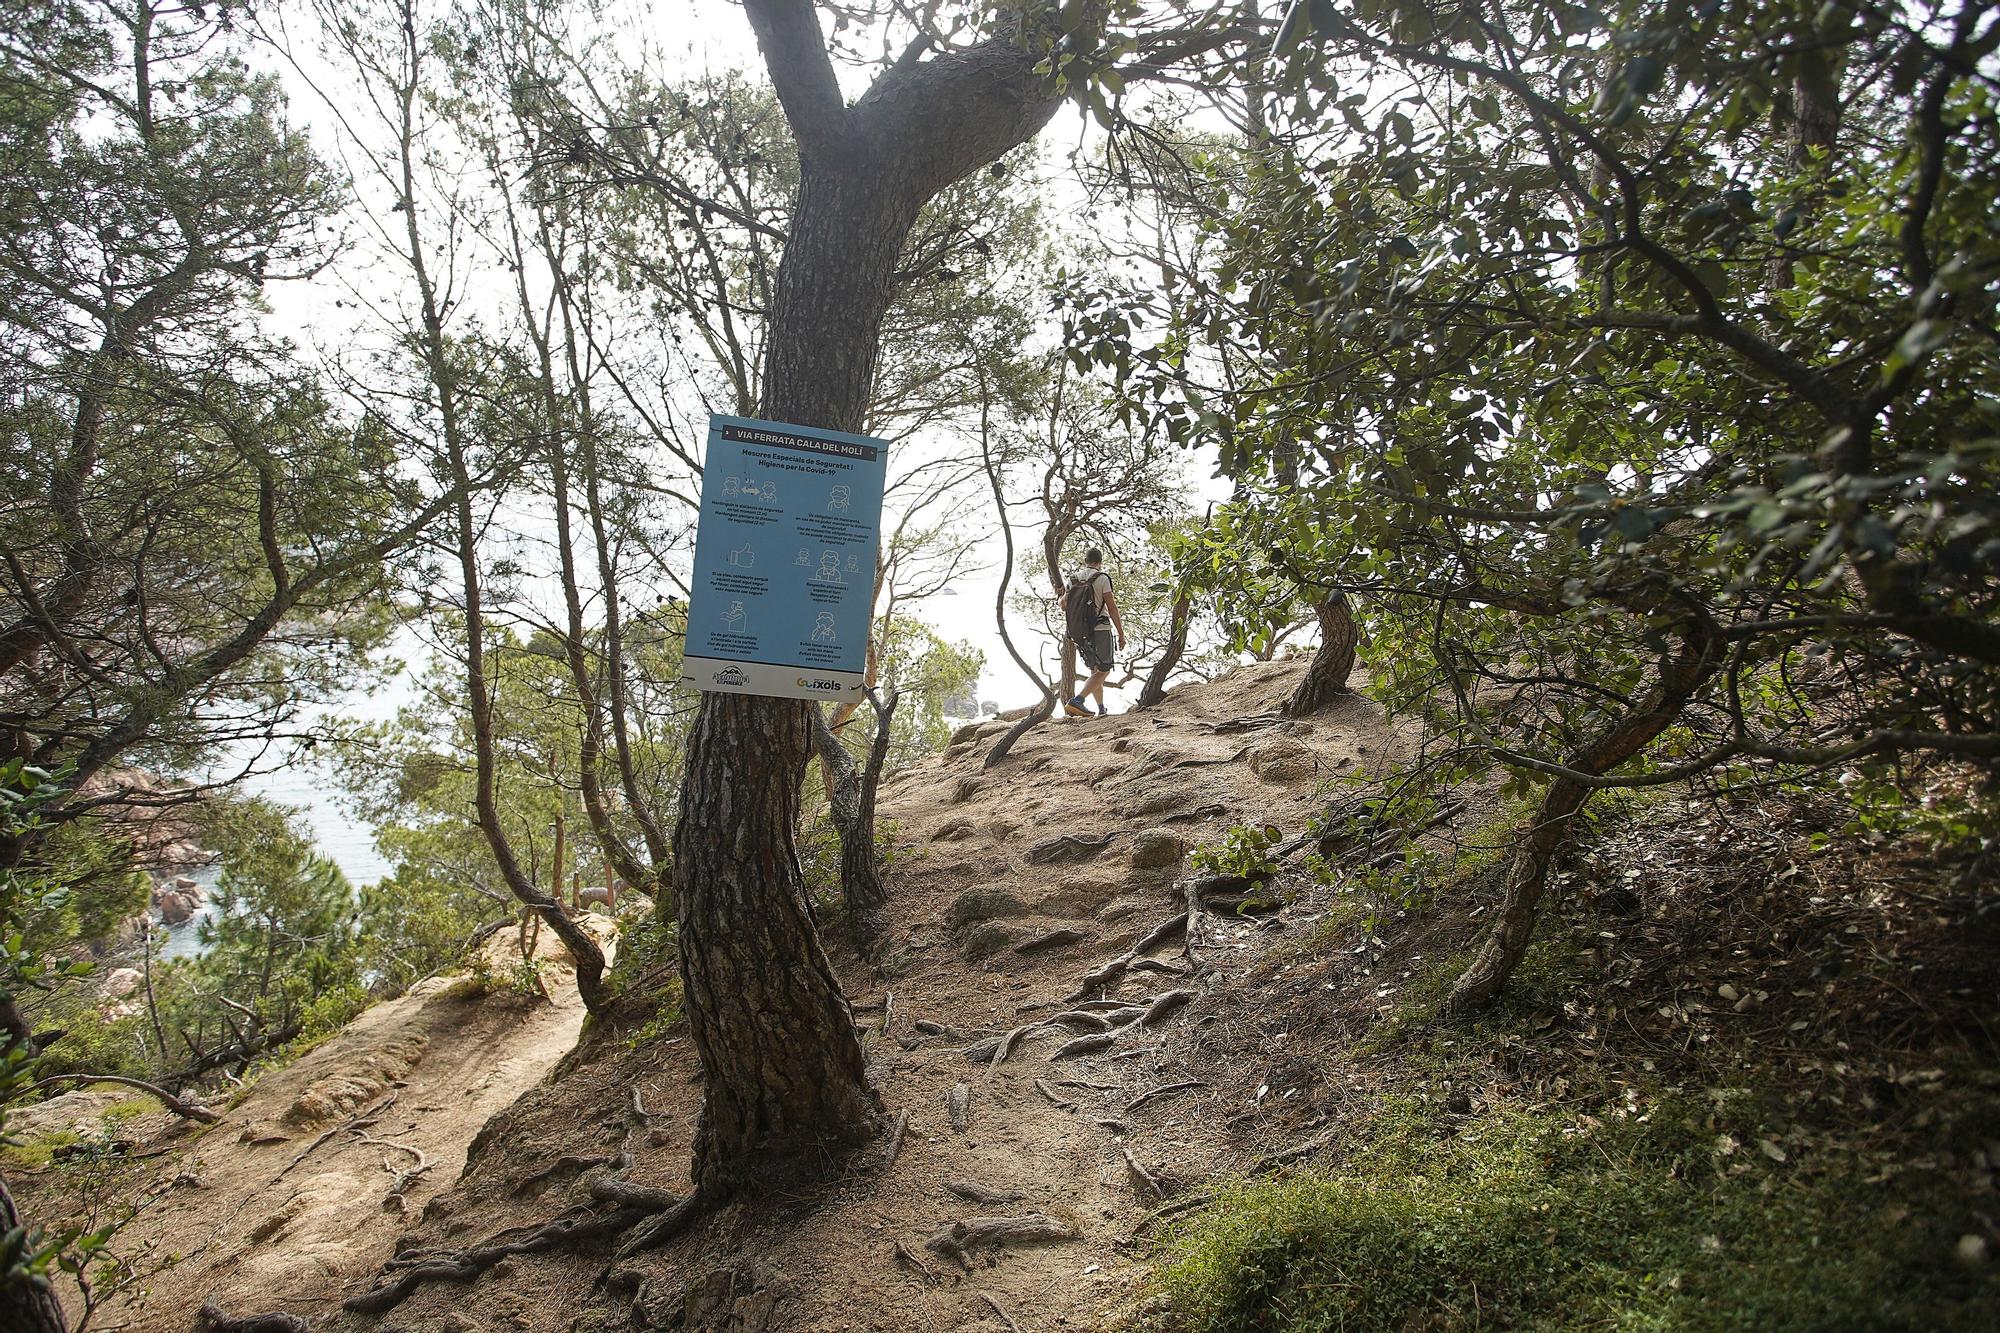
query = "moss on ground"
xmin=1145 ymin=1085 xmax=1998 ymax=1332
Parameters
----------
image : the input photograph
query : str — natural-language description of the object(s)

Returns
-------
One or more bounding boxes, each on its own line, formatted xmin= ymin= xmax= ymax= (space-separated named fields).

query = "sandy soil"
xmin=25 ymin=918 xmax=615 ymax=1330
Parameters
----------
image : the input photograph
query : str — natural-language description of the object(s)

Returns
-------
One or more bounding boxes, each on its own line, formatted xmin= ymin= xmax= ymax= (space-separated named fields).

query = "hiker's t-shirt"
xmin=1071 ymin=569 xmax=1112 ymax=623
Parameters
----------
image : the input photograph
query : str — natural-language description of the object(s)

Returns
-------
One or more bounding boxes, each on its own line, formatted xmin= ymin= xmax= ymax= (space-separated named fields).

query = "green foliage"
xmin=1149 ymin=1094 xmax=1996 ymax=1332
xmin=1191 ymin=824 xmax=1283 ymax=881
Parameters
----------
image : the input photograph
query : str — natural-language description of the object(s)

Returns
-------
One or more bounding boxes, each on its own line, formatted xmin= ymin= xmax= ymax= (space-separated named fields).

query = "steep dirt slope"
xmin=296 ymin=656 xmax=1399 ymax=1333
xmin=23 ymin=919 xmax=615 ymax=1330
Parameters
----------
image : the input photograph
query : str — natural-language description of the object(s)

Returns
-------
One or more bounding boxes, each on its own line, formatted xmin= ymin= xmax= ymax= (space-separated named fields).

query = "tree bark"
xmin=810 ymin=690 xmax=899 ymax=950
xmin=1283 ymin=593 xmax=1357 ymax=715
xmin=674 ymin=694 xmax=880 ymax=1191
xmin=1137 ymin=587 xmax=1192 ymax=709
xmin=0 ymin=1173 xmax=67 ymax=1333
xmin=1446 ymin=620 xmax=1718 ymax=1013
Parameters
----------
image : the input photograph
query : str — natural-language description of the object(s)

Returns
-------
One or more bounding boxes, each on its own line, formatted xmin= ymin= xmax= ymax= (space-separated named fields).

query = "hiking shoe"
xmin=1064 ymin=696 xmax=1091 ymax=718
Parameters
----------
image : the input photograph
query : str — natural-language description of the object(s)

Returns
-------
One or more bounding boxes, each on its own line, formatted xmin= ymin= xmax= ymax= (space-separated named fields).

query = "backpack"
xmin=1062 ymin=570 xmax=1105 ymax=647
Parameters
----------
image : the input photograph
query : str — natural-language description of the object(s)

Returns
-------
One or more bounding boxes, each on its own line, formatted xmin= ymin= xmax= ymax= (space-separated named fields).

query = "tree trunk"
xmin=1137 ymin=588 xmax=1192 ymax=709
xmin=1 ymin=1174 xmax=67 ymax=1333
xmin=670 ymin=165 xmax=912 ymax=1189
xmin=810 ymin=691 xmax=899 ymax=950
xmin=1447 ymin=622 xmax=1718 ymax=1013
xmin=674 ymin=693 xmax=881 ymax=1191
xmin=1284 ymin=593 xmax=1357 ymax=715
xmin=670 ymin=0 xmax=1074 ymax=1190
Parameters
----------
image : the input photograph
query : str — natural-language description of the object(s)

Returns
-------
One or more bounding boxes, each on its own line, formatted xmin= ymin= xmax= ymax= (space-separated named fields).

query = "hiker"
xmin=1061 ymin=547 xmax=1124 ymax=717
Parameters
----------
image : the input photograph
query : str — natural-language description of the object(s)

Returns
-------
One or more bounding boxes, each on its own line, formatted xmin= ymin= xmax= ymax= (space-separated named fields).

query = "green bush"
xmin=1147 ymin=1099 xmax=1997 ymax=1332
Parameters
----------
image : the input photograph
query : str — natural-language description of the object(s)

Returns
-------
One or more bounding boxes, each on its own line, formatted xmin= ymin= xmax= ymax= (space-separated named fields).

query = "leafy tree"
xmin=0 ymin=0 xmax=445 ymax=940
xmin=1083 ymin=0 xmax=2000 ymax=1009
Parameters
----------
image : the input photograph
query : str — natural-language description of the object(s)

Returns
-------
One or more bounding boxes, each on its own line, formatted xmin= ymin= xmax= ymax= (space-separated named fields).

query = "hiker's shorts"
xmin=1080 ymin=622 xmax=1115 ymax=673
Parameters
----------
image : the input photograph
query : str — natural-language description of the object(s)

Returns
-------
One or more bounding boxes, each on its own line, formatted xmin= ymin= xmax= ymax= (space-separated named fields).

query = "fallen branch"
xmin=24 ymin=1072 xmax=220 ymax=1123
xmin=980 ymin=1291 xmax=1025 ymax=1333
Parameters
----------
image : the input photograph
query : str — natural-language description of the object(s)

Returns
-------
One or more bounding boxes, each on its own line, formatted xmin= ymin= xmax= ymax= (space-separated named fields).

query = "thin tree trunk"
xmin=810 ymin=692 xmax=898 ymax=949
xmin=388 ymin=21 xmax=608 ymax=1012
xmin=1137 ymin=587 xmax=1192 ymax=709
xmin=0 ymin=1173 xmax=67 ymax=1333
xmin=1447 ymin=622 xmax=1718 ymax=1013
xmin=1284 ymin=593 xmax=1357 ymax=715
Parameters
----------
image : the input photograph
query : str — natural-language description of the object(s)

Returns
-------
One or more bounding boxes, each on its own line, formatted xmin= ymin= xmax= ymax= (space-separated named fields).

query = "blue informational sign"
xmin=680 ymin=414 xmax=888 ymax=702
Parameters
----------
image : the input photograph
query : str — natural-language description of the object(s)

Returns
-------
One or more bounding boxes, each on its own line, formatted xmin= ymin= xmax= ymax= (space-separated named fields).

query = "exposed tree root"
xmin=1121 ymin=1147 xmax=1167 ymax=1202
xmin=1139 ymin=989 xmax=1196 ymax=1026
xmin=892 ymin=1238 xmax=936 ymax=1282
xmin=878 ymin=1107 xmax=910 ymax=1168
xmin=924 ymin=1213 xmax=1079 ymax=1268
xmin=511 ymin=1152 xmax=615 ymax=1197
xmin=1065 ymin=913 xmax=1187 ymax=1002
xmin=1121 ymin=1191 xmax=1215 ymax=1244
xmin=278 ymin=1093 xmax=396 ymax=1180
xmin=1050 ymin=1031 xmax=1117 ymax=1060
xmin=1125 ymin=1079 xmax=1204 ymax=1114
xmin=947 ymin=1082 xmax=971 ymax=1132
xmin=614 ymin=1183 xmax=726 ymax=1258
xmin=345 ymin=1206 xmax=644 ymax=1313
xmin=1252 ymin=1128 xmax=1341 ymax=1175
xmin=1033 ymin=1078 xmax=1076 ymax=1112
xmin=196 ymin=1301 xmax=311 ymax=1333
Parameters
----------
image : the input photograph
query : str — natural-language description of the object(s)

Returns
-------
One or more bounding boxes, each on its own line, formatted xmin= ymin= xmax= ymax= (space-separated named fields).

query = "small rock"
xmin=1025 ymin=832 xmax=1114 ymax=865
xmin=442 ymin=1315 xmax=484 ymax=1333
xmin=101 ymin=967 xmax=143 ymax=999
xmin=1248 ymin=738 xmax=1316 ymax=783
xmin=931 ymin=817 xmax=978 ymax=842
xmin=1128 ymin=829 xmax=1185 ymax=870
xmin=1958 ymin=1233 xmax=1989 ymax=1267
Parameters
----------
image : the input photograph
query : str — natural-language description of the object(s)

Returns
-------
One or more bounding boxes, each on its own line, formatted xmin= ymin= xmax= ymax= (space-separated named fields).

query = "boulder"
xmin=5 ymin=1087 xmax=129 ymax=1140
xmin=947 ymin=889 xmax=1027 ymax=928
xmin=930 ymin=817 xmax=978 ymax=843
xmin=1248 ymin=738 xmax=1317 ymax=783
xmin=101 ymin=967 xmax=143 ymax=999
xmin=155 ymin=889 xmax=197 ymax=925
xmin=1129 ymin=829 xmax=1186 ymax=870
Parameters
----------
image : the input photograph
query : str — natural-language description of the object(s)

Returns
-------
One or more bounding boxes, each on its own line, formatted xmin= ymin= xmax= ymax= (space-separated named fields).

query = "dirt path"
xmin=62 ymin=921 xmax=613 ymax=1330
xmin=300 ymin=657 xmax=1405 ymax=1332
